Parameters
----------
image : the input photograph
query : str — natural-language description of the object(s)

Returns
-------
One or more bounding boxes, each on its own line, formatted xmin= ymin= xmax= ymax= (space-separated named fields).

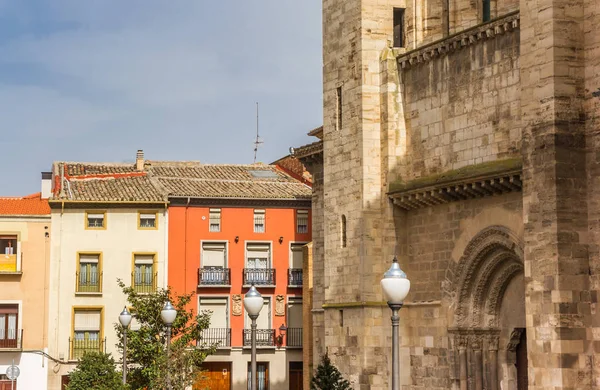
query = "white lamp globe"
xmin=119 ymin=306 xmax=132 ymax=327
xmin=381 ymin=256 xmax=411 ymax=304
xmin=161 ymin=301 xmax=177 ymax=326
xmin=244 ymin=285 xmax=264 ymax=317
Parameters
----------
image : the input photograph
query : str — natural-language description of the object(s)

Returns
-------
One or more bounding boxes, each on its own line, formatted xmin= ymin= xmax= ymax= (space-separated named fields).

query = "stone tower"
xmin=295 ymin=0 xmax=600 ymax=388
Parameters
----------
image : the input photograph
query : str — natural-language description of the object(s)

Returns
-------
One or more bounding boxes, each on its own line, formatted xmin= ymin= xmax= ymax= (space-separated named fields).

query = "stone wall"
xmin=398 ymin=27 xmax=521 ymax=182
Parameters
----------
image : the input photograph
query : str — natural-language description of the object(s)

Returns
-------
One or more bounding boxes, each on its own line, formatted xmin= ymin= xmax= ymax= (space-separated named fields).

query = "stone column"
xmin=471 ymin=335 xmax=483 ymax=390
xmin=457 ymin=335 xmax=468 ymax=390
xmin=487 ymin=334 xmax=499 ymax=390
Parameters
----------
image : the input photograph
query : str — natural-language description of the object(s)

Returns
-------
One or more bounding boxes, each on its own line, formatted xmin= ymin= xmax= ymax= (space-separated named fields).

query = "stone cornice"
xmin=397 ymin=10 xmax=520 ymax=69
xmin=389 ymin=159 xmax=522 ymax=210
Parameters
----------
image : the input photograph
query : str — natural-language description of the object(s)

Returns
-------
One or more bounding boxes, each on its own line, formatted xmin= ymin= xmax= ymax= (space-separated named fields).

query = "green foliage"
xmin=66 ymin=352 xmax=126 ymax=390
xmin=311 ymin=353 xmax=352 ymax=390
xmin=115 ymin=279 xmax=216 ymax=390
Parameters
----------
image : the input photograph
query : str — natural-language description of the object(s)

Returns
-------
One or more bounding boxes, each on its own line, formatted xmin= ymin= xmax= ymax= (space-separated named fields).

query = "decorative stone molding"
xmin=397 ymin=11 xmax=520 ymax=69
xmin=232 ymin=295 xmax=242 ymax=316
xmin=275 ymin=295 xmax=285 ymax=316
xmin=506 ymin=328 xmax=524 ymax=352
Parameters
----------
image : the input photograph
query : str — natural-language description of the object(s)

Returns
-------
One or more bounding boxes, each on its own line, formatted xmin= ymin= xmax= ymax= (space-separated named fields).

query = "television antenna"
xmin=253 ymin=102 xmax=263 ymax=163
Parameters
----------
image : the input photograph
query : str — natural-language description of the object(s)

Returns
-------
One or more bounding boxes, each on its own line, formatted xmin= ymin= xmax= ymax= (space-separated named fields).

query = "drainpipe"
xmin=184 ymin=198 xmax=190 ymax=293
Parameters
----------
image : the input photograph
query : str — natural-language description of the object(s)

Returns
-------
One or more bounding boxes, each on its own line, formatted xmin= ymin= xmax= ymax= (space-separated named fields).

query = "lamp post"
xmin=118 ymin=306 xmax=132 ymax=385
xmin=161 ymin=301 xmax=177 ymax=390
xmin=381 ymin=256 xmax=411 ymax=390
xmin=278 ymin=324 xmax=287 ymax=347
xmin=244 ymin=285 xmax=264 ymax=390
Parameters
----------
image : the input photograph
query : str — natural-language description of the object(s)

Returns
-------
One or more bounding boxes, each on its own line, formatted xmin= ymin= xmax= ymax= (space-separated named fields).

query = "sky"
xmin=0 ymin=1 xmax=323 ymax=196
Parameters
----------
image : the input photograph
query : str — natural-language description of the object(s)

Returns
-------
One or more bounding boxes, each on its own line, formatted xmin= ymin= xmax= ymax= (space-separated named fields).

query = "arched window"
xmin=341 ymin=215 xmax=347 ymax=248
xmin=482 ymin=0 xmax=491 ymax=22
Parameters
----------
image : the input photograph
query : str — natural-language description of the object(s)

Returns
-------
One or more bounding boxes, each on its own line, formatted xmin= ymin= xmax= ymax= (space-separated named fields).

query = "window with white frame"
xmin=199 ymin=297 xmax=230 ymax=347
xmin=246 ymin=243 xmax=270 ymax=269
xmin=296 ymin=210 xmax=308 ymax=233
xmin=209 ymin=209 xmax=221 ymax=232
xmin=290 ymin=244 xmax=304 ymax=269
xmin=245 ymin=297 xmax=271 ymax=329
xmin=254 ymin=209 xmax=265 ymax=233
xmin=200 ymin=243 xmax=228 ymax=285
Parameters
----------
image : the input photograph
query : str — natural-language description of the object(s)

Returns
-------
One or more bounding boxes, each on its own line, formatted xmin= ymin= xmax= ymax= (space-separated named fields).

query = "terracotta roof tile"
xmin=65 ymin=163 xmax=137 ymax=177
xmin=0 ymin=193 xmax=51 ymax=215
xmin=65 ymin=176 xmax=165 ymax=202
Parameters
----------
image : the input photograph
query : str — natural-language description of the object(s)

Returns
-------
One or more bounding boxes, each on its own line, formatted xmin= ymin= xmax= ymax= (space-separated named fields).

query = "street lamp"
xmin=244 ymin=285 xmax=264 ymax=390
xmin=118 ymin=307 xmax=132 ymax=385
xmin=381 ymin=256 xmax=410 ymax=390
xmin=161 ymin=301 xmax=177 ymax=390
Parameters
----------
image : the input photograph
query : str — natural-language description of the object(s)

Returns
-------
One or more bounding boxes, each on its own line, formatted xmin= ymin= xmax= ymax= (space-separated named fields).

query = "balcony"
xmin=0 ymin=329 xmax=23 ymax=350
xmin=198 ymin=267 xmax=231 ymax=287
xmin=198 ymin=328 xmax=231 ymax=348
xmin=0 ymin=254 xmax=19 ymax=274
xmin=69 ymin=336 xmax=106 ymax=360
xmin=288 ymin=269 xmax=303 ymax=287
xmin=243 ymin=329 xmax=275 ymax=347
xmin=286 ymin=328 xmax=302 ymax=348
xmin=243 ymin=268 xmax=276 ymax=287
xmin=132 ymin=272 xmax=157 ymax=294
xmin=76 ymin=271 xmax=102 ymax=293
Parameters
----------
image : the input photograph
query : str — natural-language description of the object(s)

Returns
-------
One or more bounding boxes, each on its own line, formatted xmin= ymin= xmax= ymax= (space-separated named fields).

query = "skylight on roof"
xmin=249 ymin=170 xmax=279 ymax=179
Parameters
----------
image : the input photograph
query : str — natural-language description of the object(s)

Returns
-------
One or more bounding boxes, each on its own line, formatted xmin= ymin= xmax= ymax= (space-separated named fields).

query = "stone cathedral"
xmin=294 ymin=0 xmax=600 ymax=388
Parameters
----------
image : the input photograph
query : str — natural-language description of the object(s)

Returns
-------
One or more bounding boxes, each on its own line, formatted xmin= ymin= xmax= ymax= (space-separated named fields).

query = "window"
xmin=254 ymin=209 xmax=266 ymax=233
xmin=132 ymin=254 xmax=156 ymax=293
xmin=290 ymin=244 xmax=304 ymax=269
xmin=296 ymin=210 xmax=308 ymax=234
xmin=482 ymin=0 xmax=491 ymax=21
xmin=0 ymin=235 xmax=18 ymax=273
xmin=245 ymin=243 xmax=273 ymax=285
xmin=138 ymin=211 xmax=157 ymax=229
xmin=287 ymin=298 xmax=303 ymax=348
xmin=77 ymin=253 xmax=101 ymax=293
xmin=247 ymin=362 xmax=269 ymax=390
xmin=336 ymin=86 xmax=342 ymax=130
xmin=72 ymin=308 xmax=102 ymax=359
xmin=0 ymin=305 xmax=18 ymax=349
xmin=199 ymin=298 xmax=230 ymax=347
xmin=209 ymin=209 xmax=221 ymax=232
xmin=393 ymin=8 xmax=405 ymax=47
xmin=200 ymin=242 xmax=229 ymax=285
xmin=85 ymin=211 xmax=106 ymax=229
xmin=341 ymin=215 xmax=347 ymax=248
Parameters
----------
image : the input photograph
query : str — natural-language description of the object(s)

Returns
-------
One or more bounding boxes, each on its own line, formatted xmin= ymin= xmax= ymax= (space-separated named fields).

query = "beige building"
xmin=294 ymin=0 xmax=600 ymax=388
xmin=0 ymin=177 xmax=51 ymax=389
xmin=46 ymin=152 xmax=169 ymax=390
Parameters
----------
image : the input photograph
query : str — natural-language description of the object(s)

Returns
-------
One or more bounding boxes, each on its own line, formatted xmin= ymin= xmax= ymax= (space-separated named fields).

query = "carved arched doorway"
xmin=445 ymin=226 xmax=526 ymax=390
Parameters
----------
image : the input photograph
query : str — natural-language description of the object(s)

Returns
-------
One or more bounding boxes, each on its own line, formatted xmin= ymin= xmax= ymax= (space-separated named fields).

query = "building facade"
xmin=164 ymin=164 xmax=311 ymax=390
xmin=0 ymin=184 xmax=51 ymax=389
xmin=295 ymin=0 xmax=600 ymax=389
xmin=46 ymin=153 xmax=169 ymax=390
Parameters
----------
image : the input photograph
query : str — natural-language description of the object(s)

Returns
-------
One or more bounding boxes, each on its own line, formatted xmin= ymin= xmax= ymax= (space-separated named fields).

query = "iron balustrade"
xmin=198 ymin=328 xmax=231 ymax=348
xmin=198 ymin=267 xmax=231 ymax=286
xmin=76 ymin=271 xmax=102 ymax=293
xmin=243 ymin=329 xmax=275 ymax=347
xmin=288 ymin=269 xmax=303 ymax=287
xmin=0 ymin=329 xmax=22 ymax=349
xmin=286 ymin=328 xmax=303 ymax=348
xmin=243 ymin=268 xmax=275 ymax=286
xmin=131 ymin=271 xmax=157 ymax=293
xmin=69 ymin=336 xmax=106 ymax=360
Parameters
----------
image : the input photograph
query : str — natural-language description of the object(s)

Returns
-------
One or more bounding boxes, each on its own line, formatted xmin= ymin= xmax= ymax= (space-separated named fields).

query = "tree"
xmin=114 ymin=280 xmax=216 ymax=390
xmin=66 ymin=352 xmax=126 ymax=390
xmin=311 ymin=353 xmax=352 ymax=390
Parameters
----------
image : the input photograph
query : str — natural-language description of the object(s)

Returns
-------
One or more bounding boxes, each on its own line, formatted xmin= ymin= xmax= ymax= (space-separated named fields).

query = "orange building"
xmin=166 ymin=164 xmax=311 ymax=390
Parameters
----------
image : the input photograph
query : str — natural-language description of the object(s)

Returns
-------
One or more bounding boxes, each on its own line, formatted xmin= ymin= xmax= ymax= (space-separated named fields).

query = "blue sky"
xmin=0 ymin=1 xmax=323 ymax=196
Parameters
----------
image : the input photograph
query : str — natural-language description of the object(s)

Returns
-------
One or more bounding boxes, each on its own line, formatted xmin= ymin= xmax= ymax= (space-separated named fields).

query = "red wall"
xmin=168 ymin=205 xmax=311 ymax=346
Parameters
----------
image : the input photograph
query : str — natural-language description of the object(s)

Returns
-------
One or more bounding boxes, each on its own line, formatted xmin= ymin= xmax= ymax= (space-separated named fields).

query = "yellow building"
xmin=0 ymin=175 xmax=52 ymax=389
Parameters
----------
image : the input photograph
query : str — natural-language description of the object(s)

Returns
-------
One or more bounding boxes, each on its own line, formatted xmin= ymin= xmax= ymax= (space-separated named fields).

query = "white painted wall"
xmin=47 ymin=206 xmax=168 ymax=390
xmin=0 ymin=351 xmax=48 ymax=390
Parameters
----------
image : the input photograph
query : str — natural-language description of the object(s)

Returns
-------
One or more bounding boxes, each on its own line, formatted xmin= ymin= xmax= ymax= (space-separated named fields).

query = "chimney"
xmin=136 ymin=150 xmax=145 ymax=171
xmin=41 ymin=172 xmax=52 ymax=199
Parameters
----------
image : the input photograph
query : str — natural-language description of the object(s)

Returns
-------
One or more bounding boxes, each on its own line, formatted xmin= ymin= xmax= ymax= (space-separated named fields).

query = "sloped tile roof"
xmin=0 ymin=193 xmax=51 ymax=215
xmin=51 ymin=160 xmax=310 ymax=202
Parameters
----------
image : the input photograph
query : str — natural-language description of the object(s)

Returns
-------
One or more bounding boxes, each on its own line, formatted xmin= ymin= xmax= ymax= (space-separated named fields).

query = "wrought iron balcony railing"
xmin=288 ymin=268 xmax=303 ymax=287
xmin=287 ymin=328 xmax=302 ymax=348
xmin=0 ymin=329 xmax=22 ymax=349
xmin=131 ymin=272 xmax=157 ymax=293
xmin=243 ymin=329 xmax=275 ymax=347
xmin=69 ymin=336 xmax=106 ymax=360
xmin=198 ymin=328 xmax=231 ymax=348
xmin=198 ymin=267 xmax=231 ymax=286
xmin=76 ymin=271 xmax=102 ymax=293
xmin=243 ymin=268 xmax=275 ymax=286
